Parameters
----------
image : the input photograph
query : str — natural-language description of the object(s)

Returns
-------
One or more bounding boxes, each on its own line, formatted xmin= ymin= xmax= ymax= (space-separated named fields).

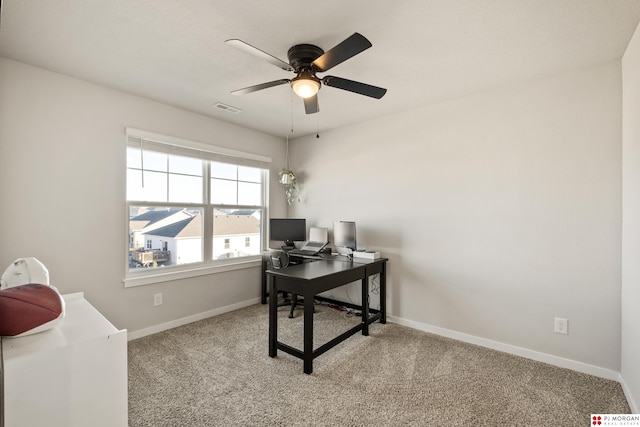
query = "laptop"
xmin=289 ymin=227 xmax=328 ymax=256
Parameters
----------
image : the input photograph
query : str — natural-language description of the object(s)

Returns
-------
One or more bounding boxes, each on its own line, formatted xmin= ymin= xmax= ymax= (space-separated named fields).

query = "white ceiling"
xmin=2 ymin=0 xmax=640 ymax=139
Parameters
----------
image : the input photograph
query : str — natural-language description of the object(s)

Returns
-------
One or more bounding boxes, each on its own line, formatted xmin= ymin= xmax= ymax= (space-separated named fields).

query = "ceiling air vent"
xmin=213 ymin=102 xmax=242 ymax=114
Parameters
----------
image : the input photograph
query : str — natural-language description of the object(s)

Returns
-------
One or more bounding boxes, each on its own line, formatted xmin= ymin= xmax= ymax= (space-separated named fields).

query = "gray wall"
xmin=289 ymin=62 xmax=623 ymax=375
xmin=0 ymin=57 xmax=287 ymax=334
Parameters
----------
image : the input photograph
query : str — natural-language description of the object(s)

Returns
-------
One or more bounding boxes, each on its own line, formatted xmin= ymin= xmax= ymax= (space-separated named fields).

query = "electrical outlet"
xmin=554 ymin=317 xmax=568 ymax=335
xmin=154 ymin=293 xmax=163 ymax=306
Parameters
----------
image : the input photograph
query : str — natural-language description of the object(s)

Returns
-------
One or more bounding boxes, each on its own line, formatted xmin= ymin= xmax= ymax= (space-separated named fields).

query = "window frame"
xmin=124 ymin=128 xmax=271 ymax=288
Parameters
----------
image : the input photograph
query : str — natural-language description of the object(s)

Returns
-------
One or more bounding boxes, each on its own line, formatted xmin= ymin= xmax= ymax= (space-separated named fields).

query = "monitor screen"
xmin=333 ymin=221 xmax=357 ymax=252
xmin=269 ymin=218 xmax=306 ymax=247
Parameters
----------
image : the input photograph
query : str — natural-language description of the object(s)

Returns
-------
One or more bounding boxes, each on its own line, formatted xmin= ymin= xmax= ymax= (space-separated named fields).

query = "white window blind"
xmin=126 ymin=128 xmax=271 ymax=169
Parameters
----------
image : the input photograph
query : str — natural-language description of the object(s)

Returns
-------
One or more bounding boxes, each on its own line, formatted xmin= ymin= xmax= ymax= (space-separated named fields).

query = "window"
xmin=125 ymin=128 xmax=271 ymax=286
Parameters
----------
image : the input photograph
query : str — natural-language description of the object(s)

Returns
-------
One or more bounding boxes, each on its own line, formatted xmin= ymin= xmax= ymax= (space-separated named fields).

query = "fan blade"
xmin=225 ymin=39 xmax=293 ymax=71
xmin=304 ymin=94 xmax=319 ymax=114
xmin=311 ymin=33 xmax=372 ymax=72
xmin=231 ymin=79 xmax=290 ymax=95
xmin=323 ymin=76 xmax=387 ymax=99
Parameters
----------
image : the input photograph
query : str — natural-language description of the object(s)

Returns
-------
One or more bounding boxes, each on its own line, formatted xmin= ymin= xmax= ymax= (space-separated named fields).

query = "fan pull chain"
xmin=290 ymin=91 xmax=295 ymax=135
xmin=285 ymin=134 xmax=290 ymax=170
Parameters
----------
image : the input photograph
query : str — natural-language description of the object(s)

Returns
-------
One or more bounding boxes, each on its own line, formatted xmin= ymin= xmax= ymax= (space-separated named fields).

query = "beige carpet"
xmin=128 ymin=303 xmax=630 ymax=426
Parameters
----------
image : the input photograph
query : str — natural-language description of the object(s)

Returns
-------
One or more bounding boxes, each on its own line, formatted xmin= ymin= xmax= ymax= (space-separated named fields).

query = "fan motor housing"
xmin=287 ymin=44 xmax=324 ymax=71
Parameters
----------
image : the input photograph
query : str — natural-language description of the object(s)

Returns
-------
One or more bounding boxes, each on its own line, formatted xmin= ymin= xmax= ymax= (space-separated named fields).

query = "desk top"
xmin=265 ymin=255 xmax=386 ymax=281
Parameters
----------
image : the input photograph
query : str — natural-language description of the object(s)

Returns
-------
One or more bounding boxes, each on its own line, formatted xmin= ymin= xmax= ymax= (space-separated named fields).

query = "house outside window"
xmin=125 ymin=129 xmax=270 ymax=286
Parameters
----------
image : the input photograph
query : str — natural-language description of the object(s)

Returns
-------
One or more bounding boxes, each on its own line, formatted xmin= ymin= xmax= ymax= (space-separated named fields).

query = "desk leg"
xmin=261 ymin=258 xmax=268 ymax=305
xmin=268 ymin=275 xmax=277 ymax=357
xmin=380 ymin=262 xmax=387 ymax=324
xmin=361 ymin=275 xmax=369 ymax=336
xmin=303 ymin=292 xmax=314 ymax=374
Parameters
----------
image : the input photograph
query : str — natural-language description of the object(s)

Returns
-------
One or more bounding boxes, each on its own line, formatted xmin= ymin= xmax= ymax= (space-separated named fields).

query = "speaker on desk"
xmin=270 ymin=250 xmax=289 ymax=270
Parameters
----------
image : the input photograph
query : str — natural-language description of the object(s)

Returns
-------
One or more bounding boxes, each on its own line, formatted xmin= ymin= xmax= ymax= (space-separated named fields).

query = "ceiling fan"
xmin=225 ymin=33 xmax=387 ymax=114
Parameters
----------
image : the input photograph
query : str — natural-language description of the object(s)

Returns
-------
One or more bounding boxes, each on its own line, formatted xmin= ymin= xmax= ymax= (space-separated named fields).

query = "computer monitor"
xmin=333 ymin=221 xmax=357 ymax=254
xmin=269 ymin=218 xmax=306 ymax=248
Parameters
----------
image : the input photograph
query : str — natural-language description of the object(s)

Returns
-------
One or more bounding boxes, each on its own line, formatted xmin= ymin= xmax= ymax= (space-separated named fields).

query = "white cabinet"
xmin=0 ymin=293 xmax=127 ymax=427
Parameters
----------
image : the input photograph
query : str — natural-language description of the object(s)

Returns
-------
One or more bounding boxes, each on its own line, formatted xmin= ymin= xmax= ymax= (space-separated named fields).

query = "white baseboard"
xmin=126 ymin=297 xmax=261 ymax=341
xmin=620 ymin=376 xmax=640 ymax=413
xmin=387 ymin=314 xmax=621 ymax=382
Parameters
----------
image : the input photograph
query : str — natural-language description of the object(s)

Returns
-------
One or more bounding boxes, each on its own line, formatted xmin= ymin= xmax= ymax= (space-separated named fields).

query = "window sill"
xmin=123 ymin=258 xmax=261 ymax=288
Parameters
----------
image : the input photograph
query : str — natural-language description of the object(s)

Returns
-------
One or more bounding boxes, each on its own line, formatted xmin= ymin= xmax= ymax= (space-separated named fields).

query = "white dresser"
xmin=0 ymin=293 xmax=127 ymax=427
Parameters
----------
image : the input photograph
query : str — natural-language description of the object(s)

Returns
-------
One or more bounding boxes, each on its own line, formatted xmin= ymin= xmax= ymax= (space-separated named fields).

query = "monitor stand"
xmin=281 ymin=241 xmax=295 ymax=251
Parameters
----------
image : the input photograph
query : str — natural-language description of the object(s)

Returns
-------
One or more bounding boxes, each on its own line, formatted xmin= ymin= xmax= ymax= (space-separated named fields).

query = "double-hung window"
xmin=125 ymin=128 xmax=270 ymax=286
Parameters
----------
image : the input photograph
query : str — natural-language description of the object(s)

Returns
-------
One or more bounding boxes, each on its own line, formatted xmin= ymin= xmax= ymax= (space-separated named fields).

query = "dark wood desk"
xmin=266 ymin=256 xmax=387 ymax=374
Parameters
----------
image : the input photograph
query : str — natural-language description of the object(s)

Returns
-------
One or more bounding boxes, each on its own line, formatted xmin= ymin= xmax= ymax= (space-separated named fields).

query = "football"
xmin=0 ymin=283 xmax=64 ymax=337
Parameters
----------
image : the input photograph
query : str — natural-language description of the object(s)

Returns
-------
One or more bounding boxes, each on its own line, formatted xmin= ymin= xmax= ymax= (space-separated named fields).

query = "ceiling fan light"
xmin=291 ymin=77 xmax=320 ymax=98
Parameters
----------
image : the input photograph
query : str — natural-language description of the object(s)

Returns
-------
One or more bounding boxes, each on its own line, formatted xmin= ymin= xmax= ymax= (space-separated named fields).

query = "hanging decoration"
xmin=279 ymin=134 xmax=300 ymax=205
